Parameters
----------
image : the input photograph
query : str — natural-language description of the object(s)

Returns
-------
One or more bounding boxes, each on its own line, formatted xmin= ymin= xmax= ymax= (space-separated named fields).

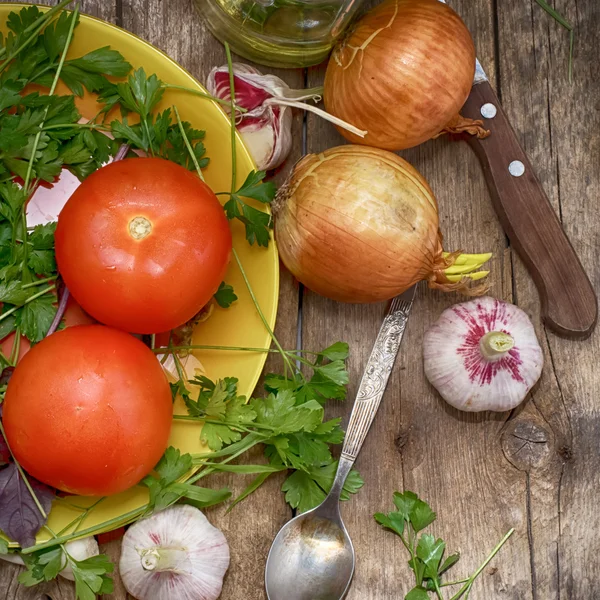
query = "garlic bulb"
xmin=206 ymin=63 xmax=365 ymax=171
xmin=424 ymin=297 xmax=543 ymax=412
xmin=120 ymin=505 xmax=229 ymax=600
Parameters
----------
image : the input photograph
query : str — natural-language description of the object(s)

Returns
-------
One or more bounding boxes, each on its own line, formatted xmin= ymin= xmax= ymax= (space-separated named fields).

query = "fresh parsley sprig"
xmin=375 ymin=491 xmax=514 ymax=599
xmin=164 ymin=338 xmax=360 ymax=514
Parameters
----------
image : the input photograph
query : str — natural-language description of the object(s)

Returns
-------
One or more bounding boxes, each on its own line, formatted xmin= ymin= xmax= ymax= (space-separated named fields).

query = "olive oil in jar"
xmin=195 ymin=0 xmax=362 ymax=68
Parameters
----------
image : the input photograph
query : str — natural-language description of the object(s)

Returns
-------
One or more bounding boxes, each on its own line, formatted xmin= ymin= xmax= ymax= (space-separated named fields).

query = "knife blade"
xmin=440 ymin=0 xmax=597 ymax=339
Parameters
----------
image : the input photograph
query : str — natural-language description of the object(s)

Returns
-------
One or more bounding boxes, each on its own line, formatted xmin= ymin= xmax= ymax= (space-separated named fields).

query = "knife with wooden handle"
xmin=441 ymin=1 xmax=597 ymax=339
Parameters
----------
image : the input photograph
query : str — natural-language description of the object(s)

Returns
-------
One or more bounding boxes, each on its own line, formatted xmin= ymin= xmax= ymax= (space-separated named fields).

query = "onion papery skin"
xmin=324 ymin=0 xmax=476 ymax=150
xmin=274 ymin=145 xmax=445 ymax=303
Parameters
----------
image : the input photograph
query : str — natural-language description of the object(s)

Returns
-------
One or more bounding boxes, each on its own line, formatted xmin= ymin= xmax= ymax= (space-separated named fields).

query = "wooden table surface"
xmin=1 ymin=0 xmax=599 ymax=598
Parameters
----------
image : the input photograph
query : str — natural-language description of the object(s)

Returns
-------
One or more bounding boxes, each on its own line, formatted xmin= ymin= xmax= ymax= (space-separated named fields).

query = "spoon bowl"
xmin=265 ymin=499 xmax=354 ymax=600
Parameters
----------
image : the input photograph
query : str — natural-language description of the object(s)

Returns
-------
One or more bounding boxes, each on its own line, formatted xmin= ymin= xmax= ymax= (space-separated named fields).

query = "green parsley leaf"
xmin=374 ymin=511 xmax=406 ymax=537
xmin=410 ymin=500 xmax=437 ymax=532
xmin=235 ymin=170 xmax=276 ymax=204
xmin=166 ymin=482 xmax=231 ymax=510
xmin=115 ymin=68 xmax=164 ymax=118
xmin=223 ymin=170 xmax=276 ymax=247
xmin=28 ymin=250 xmax=56 ymax=276
xmin=393 ymin=490 xmax=419 ymax=521
xmin=16 ymin=293 xmax=56 ymax=342
xmin=0 ymin=539 xmax=8 ymax=554
xmin=282 ymin=461 xmax=364 ymax=514
xmin=213 ymin=281 xmax=237 ymax=308
xmin=252 ymin=391 xmax=323 ymax=434
xmin=38 ymin=547 xmax=64 ymax=580
xmin=67 ymin=46 xmax=132 ymax=77
xmin=318 ymin=342 xmax=350 ymax=362
xmin=439 ymin=552 xmax=460 ymax=575
xmin=154 ymin=446 xmax=192 ymax=484
xmin=71 ymin=554 xmax=114 ymax=600
xmin=164 ymin=119 xmax=209 ymax=172
xmin=416 ymin=534 xmax=445 ymax=579
xmin=29 ymin=222 xmax=56 ymax=249
xmin=0 ymin=280 xmax=31 ymax=305
xmin=201 ymin=423 xmax=243 ymax=452
xmin=405 ymin=587 xmax=430 ymax=600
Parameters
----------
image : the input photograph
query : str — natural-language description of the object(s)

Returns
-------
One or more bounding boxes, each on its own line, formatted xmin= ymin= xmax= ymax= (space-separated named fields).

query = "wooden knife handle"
xmin=461 ymin=81 xmax=597 ymax=339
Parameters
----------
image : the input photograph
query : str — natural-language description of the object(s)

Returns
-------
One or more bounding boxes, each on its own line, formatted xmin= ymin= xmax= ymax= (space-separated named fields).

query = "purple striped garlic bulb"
xmin=120 ymin=505 xmax=229 ymax=600
xmin=424 ymin=297 xmax=543 ymax=412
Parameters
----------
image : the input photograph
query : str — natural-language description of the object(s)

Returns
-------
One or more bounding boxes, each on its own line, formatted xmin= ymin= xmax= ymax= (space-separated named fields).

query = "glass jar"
xmin=195 ymin=0 xmax=363 ymax=68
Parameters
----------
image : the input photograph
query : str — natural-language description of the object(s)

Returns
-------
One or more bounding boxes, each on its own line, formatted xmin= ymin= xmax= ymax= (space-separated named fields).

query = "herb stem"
xmin=56 ymin=498 xmax=106 ymax=537
xmin=433 ymin=580 xmax=444 ymax=600
xmin=173 ymin=414 xmax=276 ymax=432
xmin=448 ymin=528 xmax=515 ymax=600
xmin=225 ymin=42 xmax=237 ymax=195
xmin=441 ymin=578 xmax=471 ymax=587
xmin=42 ymin=122 xmax=110 ymax=132
xmin=534 ymin=0 xmax=574 ymax=82
xmin=22 ymin=276 xmax=57 ymax=289
xmin=0 ymin=285 xmax=56 ymax=323
xmin=0 ymin=0 xmax=75 ymax=70
xmin=8 ymin=328 xmax=20 ymax=365
xmin=233 ymin=248 xmax=294 ymax=377
xmin=153 ymin=343 xmax=277 ymax=354
xmin=0 ymin=348 xmax=12 ymax=368
xmin=21 ymin=506 xmax=147 ymax=554
xmin=163 ymin=84 xmax=247 ymax=113
xmin=173 ymin=105 xmax=205 ymax=181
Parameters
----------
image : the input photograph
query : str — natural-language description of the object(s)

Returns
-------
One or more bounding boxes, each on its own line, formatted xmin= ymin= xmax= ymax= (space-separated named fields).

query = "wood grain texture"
xmin=497 ymin=1 xmax=600 ymax=599
xmin=1 ymin=0 xmax=599 ymax=598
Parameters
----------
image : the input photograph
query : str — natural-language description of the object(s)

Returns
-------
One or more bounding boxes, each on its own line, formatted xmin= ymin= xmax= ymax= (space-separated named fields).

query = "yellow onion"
xmin=323 ymin=0 xmax=487 ymax=150
xmin=274 ymin=145 xmax=489 ymax=303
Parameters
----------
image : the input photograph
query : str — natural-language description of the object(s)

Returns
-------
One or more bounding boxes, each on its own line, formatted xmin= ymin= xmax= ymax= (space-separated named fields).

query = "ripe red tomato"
xmin=2 ymin=325 xmax=173 ymax=496
xmin=55 ymin=157 xmax=232 ymax=334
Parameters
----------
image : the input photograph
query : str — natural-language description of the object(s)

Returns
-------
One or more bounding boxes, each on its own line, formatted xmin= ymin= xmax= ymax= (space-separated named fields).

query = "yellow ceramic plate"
xmin=0 ymin=5 xmax=279 ymax=546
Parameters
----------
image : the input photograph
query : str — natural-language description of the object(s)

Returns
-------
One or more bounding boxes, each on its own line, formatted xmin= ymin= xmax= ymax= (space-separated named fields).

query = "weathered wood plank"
xmin=300 ymin=0 xmax=535 ymax=598
xmin=497 ymin=0 xmax=600 ymax=599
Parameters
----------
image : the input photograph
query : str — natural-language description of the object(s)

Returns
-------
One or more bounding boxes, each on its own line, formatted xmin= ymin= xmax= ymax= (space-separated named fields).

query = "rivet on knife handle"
xmin=462 ymin=81 xmax=597 ymax=339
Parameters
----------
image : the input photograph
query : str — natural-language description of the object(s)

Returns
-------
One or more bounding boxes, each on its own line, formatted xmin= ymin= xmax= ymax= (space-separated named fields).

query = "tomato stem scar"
xmin=129 ymin=216 xmax=152 ymax=240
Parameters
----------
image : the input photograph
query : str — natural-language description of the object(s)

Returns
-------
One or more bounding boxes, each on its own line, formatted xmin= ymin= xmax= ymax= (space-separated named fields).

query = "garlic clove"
xmin=0 ymin=536 xmax=99 ymax=581
xmin=59 ymin=536 xmax=100 ymax=581
xmin=424 ymin=297 xmax=543 ymax=412
xmin=120 ymin=504 xmax=229 ymax=600
xmin=206 ymin=63 xmax=364 ymax=171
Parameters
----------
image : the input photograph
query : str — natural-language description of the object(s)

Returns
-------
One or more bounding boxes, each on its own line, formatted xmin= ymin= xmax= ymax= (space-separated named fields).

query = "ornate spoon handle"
xmin=327 ymin=286 xmax=416 ymax=503
xmin=341 ymin=287 xmax=415 ymax=460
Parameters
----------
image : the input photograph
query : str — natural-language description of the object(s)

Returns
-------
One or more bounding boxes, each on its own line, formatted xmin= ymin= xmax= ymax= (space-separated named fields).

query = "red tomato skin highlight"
xmin=2 ymin=325 xmax=173 ymax=497
xmin=54 ymin=157 xmax=232 ymax=334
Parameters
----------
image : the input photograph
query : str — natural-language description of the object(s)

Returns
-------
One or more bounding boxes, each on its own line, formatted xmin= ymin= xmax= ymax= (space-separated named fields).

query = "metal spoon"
xmin=265 ymin=286 xmax=416 ymax=600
